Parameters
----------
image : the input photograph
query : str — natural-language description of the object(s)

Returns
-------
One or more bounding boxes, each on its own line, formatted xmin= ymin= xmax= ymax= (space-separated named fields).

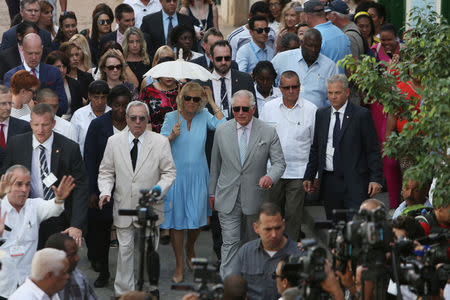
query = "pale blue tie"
xmin=239 ymin=127 xmax=247 ymax=165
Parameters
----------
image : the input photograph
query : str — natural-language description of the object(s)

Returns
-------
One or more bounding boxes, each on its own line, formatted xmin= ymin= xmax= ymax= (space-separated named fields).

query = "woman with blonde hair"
xmin=122 ymin=27 xmax=151 ymax=87
xmin=70 ymin=34 xmax=93 ymax=71
xmin=275 ymin=1 xmax=302 ymax=53
xmin=160 ymin=82 xmax=224 ymax=282
xmin=98 ymin=49 xmax=137 ymax=99
xmin=141 ymin=45 xmax=176 ymax=91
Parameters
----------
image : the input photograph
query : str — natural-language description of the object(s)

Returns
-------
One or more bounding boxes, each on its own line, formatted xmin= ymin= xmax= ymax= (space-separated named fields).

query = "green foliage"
xmin=342 ymin=7 xmax=450 ymax=207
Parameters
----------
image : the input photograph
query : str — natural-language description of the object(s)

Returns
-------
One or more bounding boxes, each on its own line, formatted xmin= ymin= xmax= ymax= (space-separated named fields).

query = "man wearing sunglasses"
xmin=98 ymin=101 xmax=176 ymax=297
xmin=210 ymin=90 xmax=286 ymax=278
xmin=236 ymin=16 xmax=275 ymax=74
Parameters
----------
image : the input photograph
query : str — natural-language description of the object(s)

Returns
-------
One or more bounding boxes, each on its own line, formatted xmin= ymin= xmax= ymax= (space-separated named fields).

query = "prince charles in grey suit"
xmin=209 ymin=90 xmax=286 ymax=278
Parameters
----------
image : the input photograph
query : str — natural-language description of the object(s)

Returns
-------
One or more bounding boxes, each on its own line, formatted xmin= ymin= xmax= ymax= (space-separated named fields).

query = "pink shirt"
xmin=236 ymin=118 xmax=253 ymax=147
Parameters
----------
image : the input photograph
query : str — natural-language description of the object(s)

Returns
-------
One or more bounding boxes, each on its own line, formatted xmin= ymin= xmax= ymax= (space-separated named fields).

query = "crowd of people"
xmin=0 ymin=0 xmax=448 ymax=300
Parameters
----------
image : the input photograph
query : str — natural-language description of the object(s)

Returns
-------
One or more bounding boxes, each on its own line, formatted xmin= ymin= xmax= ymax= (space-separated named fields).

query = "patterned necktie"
xmin=130 ymin=138 xmax=139 ymax=171
xmin=31 ymin=68 xmax=37 ymax=77
xmin=0 ymin=124 xmax=5 ymax=149
xmin=39 ymin=145 xmax=55 ymax=200
xmin=333 ymin=112 xmax=342 ymax=176
xmin=239 ymin=127 xmax=247 ymax=165
xmin=167 ymin=16 xmax=174 ymax=44
xmin=220 ymin=77 xmax=229 ymax=114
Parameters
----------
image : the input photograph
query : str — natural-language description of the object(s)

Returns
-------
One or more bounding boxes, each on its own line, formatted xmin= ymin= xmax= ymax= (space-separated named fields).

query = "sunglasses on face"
xmin=280 ymin=85 xmax=300 ymax=90
xmin=128 ymin=115 xmax=147 ymax=122
xmin=272 ymin=272 xmax=283 ymax=280
xmin=253 ymin=27 xmax=271 ymax=34
xmin=214 ymin=56 xmax=232 ymax=62
xmin=183 ymin=95 xmax=201 ymax=103
xmin=98 ymin=19 xmax=112 ymax=25
xmin=232 ymin=106 xmax=250 ymax=113
xmin=106 ymin=64 xmax=122 ymax=71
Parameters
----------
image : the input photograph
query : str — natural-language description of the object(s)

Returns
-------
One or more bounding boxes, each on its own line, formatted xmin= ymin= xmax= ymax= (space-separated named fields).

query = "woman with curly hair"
xmin=122 ymin=27 xmax=151 ymax=87
xmin=170 ymin=25 xmax=202 ymax=61
xmin=275 ymin=1 xmax=302 ymax=53
xmin=160 ymin=82 xmax=224 ymax=283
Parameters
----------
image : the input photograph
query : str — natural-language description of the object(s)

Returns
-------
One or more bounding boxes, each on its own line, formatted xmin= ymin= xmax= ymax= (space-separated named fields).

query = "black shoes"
xmin=93 ymin=273 xmax=109 ymax=288
xmin=149 ymin=289 xmax=160 ymax=300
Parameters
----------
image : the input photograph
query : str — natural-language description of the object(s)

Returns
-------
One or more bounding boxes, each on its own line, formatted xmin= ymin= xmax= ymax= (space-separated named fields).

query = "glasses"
xmin=128 ymin=115 xmax=147 ymax=122
xmin=98 ymin=19 xmax=112 ymax=25
xmin=105 ymin=64 xmax=122 ymax=71
xmin=232 ymin=106 xmax=250 ymax=113
xmin=280 ymin=85 xmax=300 ymax=90
xmin=214 ymin=56 xmax=232 ymax=62
xmin=272 ymin=272 xmax=283 ymax=280
xmin=253 ymin=27 xmax=271 ymax=34
xmin=183 ymin=95 xmax=201 ymax=103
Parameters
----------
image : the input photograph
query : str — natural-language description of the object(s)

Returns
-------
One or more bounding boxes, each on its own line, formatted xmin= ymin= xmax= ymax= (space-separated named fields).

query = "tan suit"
xmin=98 ymin=129 xmax=176 ymax=295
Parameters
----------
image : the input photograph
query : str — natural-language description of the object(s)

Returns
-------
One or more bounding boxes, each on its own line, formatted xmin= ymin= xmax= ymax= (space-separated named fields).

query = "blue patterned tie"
xmin=239 ymin=127 xmax=247 ymax=165
xmin=39 ymin=145 xmax=55 ymax=200
xmin=333 ymin=112 xmax=342 ymax=176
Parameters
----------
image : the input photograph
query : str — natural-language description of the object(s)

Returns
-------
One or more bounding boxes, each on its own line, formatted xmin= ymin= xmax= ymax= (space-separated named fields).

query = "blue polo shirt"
xmin=315 ymin=21 xmax=351 ymax=72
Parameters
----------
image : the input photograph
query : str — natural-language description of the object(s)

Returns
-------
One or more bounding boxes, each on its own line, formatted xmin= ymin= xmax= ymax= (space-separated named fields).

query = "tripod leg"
xmin=147 ymin=225 xmax=160 ymax=286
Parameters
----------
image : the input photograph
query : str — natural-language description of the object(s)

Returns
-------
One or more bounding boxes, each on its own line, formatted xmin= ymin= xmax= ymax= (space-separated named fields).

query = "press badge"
xmin=10 ymin=245 xmax=25 ymax=257
xmin=43 ymin=173 xmax=58 ymax=188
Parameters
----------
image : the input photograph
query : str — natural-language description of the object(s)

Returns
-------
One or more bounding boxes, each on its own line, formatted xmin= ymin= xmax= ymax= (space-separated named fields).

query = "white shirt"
xmin=9 ymin=277 xmax=61 ymax=300
xmin=255 ymin=84 xmax=282 ymax=116
xmin=23 ymin=62 xmax=40 ymax=79
xmin=211 ymin=70 xmax=232 ymax=117
xmin=123 ymin=0 xmax=162 ymax=28
xmin=0 ymin=197 xmax=64 ymax=298
xmin=325 ymin=101 xmax=348 ymax=171
xmin=31 ymin=133 xmax=54 ymax=198
xmin=260 ymin=97 xmax=317 ymax=178
xmin=128 ymin=131 xmax=144 ymax=161
xmin=70 ymin=104 xmax=111 ymax=157
xmin=21 ymin=115 xmax=77 ymax=143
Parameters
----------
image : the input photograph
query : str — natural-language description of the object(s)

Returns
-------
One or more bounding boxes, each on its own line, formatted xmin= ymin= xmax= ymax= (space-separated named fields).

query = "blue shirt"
xmin=271 ymin=48 xmax=337 ymax=108
xmin=315 ymin=21 xmax=351 ymax=73
xmin=162 ymin=10 xmax=178 ymax=44
xmin=236 ymin=40 xmax=275 ymax=74
xmin=392 ymin=199 xmax=433 ymax=219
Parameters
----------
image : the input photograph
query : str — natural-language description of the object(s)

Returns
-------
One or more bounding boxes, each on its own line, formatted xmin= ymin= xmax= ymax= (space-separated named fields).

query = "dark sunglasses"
xmin=232 ymin=106 xmax=250 ymax=113
xmin=254 ymin=27 xmax=271 ymax=34
xmin=128 ymin=115 xmax=147 ymax=122
xmin=214 ymin=56 xmax=232 ymax=62
xmin=272 ymin=272 xmax=283 ymax=280
xmin=183 ymin=95 xmax=201 ymax=103
xmin=98 ymin=19 xmax=112 ymax=25
xmin=280 ymin=85 xmax=300 ymax=90
xmin=106 ymin=64 xmax=122 ymax=71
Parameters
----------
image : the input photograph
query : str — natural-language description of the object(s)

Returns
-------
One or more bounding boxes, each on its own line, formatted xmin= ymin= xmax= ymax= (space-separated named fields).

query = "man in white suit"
xmin=98 ymin=101 xmax=176 ymax=296
xmin=209 ymin=90 xmax=286 ymax=278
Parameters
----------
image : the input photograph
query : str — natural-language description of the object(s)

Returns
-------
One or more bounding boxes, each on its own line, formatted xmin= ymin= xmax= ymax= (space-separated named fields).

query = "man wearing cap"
xmin=300 ymin=0 xmax=351 ymax=70
xmin=326 ymin=0 xmax=365 ymax=58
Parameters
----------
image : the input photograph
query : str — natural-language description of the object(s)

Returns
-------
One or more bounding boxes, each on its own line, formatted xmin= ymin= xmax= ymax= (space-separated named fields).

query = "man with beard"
xmin=271 ymin=28 xmax=337 ymax=108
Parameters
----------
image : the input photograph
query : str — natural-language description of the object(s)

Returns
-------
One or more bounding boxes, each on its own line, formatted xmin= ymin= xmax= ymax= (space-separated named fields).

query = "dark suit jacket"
xmin=0 ymin=117 xmax=31 ymax=165
xmin=140 ymin=11 xmax=195 ymax=60
xmin=202 ymin=69 xmax=257 ymax=166
xmin=84 ymin=111 xmax=114 ymax=218
xmin=1 ymin=131 xmax=89 ymax=230
xmin=1 ymin=24 xmax=52 ymax=51
xmin=66 ymin=76 xmax=83 ymax=114
xmin=304 ymin=101 xmax=383 ymax=204
xmin=3 ymin=63 xmax=68 ymax=116
xmin=0 ymin=46 xmax=21 ymax=83
xmin=190 ymin=55 xmax=239 ymax=71
xmin=76 ymin=69 xmax=94 ymax=100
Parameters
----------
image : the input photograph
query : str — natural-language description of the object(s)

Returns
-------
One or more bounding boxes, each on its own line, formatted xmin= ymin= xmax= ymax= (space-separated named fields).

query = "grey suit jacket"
xmin=209 ymin=117 xmax=286 ymax=215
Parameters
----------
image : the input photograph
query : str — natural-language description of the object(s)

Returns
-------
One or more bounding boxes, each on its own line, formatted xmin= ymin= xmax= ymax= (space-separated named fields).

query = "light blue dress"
xmin=160 ymin=108 xmax=225 ymax=230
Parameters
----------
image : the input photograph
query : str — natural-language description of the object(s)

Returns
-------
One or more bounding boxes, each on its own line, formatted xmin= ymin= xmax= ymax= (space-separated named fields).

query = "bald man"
xmin=3 ymin=33 xmax=68 ymax=116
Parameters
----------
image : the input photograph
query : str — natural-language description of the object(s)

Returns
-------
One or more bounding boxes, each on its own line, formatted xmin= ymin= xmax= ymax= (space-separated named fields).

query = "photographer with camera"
xmin=417 ymin=200 xmax=450 ymax=236
xmin=230 ymin=202 xmax=301 ymax=300
xmin=275 ymin=257 xmax=301 ymax=296
xmin=181 ymin=273 xmax=248 ymax=300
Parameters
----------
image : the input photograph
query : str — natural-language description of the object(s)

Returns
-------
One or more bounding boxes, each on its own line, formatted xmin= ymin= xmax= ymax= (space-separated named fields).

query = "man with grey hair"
xmin=303 ymin=74 xmax=383 ymax=222
xmin=98 ymin=100 xmax=176 ymax=296
xmin=0 ymin=164 xmax=74 ymax=299
xmin=210 ymin=89 xmax=286 ymax=278
xmin=2 ymin=0 xmax=53 ymax=51
xmin=9 ymin=248 xmax=69 ymax=300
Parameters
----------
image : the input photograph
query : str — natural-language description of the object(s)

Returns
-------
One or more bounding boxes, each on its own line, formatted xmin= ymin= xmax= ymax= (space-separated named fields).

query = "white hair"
xmin=126 ymin=100 xmax=150 ymax=116
xmin=326 ymin=74 xmax=349 ymax=90
xmin=30 ymin=248 xmax=66 ymax=281
xmin=230 ymin=90 xmax=256 ymax=108
xmin=5 ymin=164 xmax=30 ymax=177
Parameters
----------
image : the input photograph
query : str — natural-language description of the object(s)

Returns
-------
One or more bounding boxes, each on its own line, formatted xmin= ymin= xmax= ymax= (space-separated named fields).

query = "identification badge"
xmin=10 ymin=245 xmax=25 ymax=257
xmin=43 ymin=173 xmax=57 ymax=188
xmin=222 ymin=109 xmax=229 ymax=118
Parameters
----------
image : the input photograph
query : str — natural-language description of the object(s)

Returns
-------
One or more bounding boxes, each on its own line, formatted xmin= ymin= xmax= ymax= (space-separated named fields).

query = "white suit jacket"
xmin=98 ymin=129 xmax=176 ymax=227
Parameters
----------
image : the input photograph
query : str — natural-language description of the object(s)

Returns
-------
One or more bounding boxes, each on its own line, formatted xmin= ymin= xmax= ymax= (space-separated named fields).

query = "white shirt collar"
xmin=32 ymin=132 xmax=54 ymax=150
xmin=212 ymin=69 xmax=231 ymax=80
xmin=236 ymin=118 xmax=253 ymax=130
xmin=331 ymin=100 xmax=348 ymax=115
xmin=23 ymin=61 xmax=40 ymax=73
xmin=128 ymin=131 xmax=144 ymax=144
xmin=280 ymin=96 xmax=303 ymax=109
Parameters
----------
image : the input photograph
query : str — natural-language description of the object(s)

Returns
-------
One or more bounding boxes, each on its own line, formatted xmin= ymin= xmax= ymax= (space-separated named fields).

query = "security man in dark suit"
xmin=1 ymin=103 xmax=88 ymax=248
xmin=303 ymin=74 xmax=383 ymax=222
